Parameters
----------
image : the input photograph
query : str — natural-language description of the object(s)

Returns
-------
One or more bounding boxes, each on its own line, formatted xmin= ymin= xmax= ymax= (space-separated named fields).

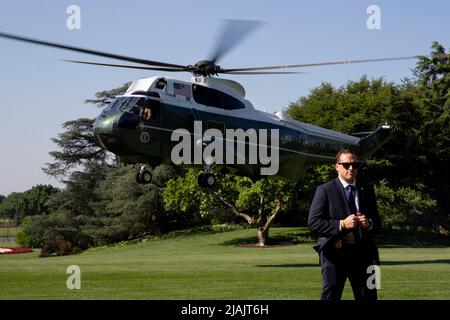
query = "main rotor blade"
xmin=209 ymin=19 xmax=262 ymax=64
xmin=223 ymin=56 xmax=422 ymax=72
xmin=0 ymin=31 xmax=187 ymax=69
xmin=223 ymin=71 xmax=305 ymax=75
xmin=65 ymin=60 xmax=188 ymax=72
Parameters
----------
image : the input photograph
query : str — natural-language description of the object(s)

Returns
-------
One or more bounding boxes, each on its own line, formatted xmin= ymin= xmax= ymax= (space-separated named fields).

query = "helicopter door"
xmin=139 ymin=98 xmax=161 ymax=156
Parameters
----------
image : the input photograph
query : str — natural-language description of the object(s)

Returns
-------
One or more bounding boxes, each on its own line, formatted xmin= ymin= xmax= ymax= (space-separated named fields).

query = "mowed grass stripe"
xmin=1 ymin=228 xmax=449 ymax=299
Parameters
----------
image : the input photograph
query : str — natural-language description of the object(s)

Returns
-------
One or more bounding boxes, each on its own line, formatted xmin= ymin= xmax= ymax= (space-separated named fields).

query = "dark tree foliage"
xmin=15 ymin=184 xmax=59 ymax=219
xmin=414 ymin=42 xmax=450 ymax=216
xmin=87 ymin=165 xmax=162 ymax=244
xmin=42 ymin=82 xmax=131 ymax=179
xmin=0 ymin=192 xmax=23 ymax=219
xmin=42 ymin=118 xmax=112 ymax=179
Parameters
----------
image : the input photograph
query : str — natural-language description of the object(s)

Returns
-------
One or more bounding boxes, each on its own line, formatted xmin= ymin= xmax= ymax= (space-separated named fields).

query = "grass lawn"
xmin=0 ymin=227 xmax=449 ymax=299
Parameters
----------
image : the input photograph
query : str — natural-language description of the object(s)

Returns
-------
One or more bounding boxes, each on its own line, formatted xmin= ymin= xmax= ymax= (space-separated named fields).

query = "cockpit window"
xmin=103 ymin=98 xmax=120 ymax=112
xmin=120 ymin=97 xmax=144 ymax=114
xmin=103 ymin=97 xmax=144 ymax=114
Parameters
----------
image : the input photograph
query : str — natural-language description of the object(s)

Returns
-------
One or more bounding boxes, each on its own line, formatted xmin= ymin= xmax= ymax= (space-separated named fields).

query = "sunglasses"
xmin=338 ymin=162 xmax=361 ymax=170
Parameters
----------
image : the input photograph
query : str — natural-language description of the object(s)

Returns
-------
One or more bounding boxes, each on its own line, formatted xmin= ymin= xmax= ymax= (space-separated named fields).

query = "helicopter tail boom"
xmin=357 ymin=125 xmax=393 ymax=160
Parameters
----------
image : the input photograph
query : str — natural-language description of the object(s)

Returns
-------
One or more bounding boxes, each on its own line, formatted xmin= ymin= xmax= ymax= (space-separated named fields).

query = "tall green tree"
xmin=88 ymin=165 xmax=166 ymax=244
xmin=42 ymin=118 xmax=114 ymax=179
xmin=15 ymin=184 xmax=59 ymax=219
xmin=42 ymin=82 xmax=131 ymax=179
xmin=0 ymin=192 xmax=23 ymax=219
xmin=414 ymin=42 xmax=450 ymax=218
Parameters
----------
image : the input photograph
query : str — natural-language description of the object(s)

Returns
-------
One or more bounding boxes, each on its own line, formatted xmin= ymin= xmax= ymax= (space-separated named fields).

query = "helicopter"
xmin=0 ymin=20 xmax=417 ymax=187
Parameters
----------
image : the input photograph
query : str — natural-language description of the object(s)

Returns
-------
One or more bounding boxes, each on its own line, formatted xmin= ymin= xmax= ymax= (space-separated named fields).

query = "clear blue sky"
xmin=0 ymin=0 xmax=449 ymax=196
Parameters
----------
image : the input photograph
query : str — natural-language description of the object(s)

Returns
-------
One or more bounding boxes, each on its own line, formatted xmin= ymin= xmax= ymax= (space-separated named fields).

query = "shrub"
xmin=375 ymin=179 xmax=438 ymax=230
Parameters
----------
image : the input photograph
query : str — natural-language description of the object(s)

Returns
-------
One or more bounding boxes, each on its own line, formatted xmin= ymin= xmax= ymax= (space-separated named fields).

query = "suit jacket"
xmin=308 ymin=177 xmax=381 ymax=262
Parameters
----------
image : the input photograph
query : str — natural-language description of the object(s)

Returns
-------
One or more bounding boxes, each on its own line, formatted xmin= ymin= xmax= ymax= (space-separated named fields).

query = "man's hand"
xmin=342 ymin=214 xmax=358 ymax=229
xmin=357 ymin=213 xmax=371 ymax=228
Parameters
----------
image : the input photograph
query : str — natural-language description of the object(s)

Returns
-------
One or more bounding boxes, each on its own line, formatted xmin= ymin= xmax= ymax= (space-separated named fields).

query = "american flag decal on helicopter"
xmin=174 ymin=82 xmax=192 ymax=99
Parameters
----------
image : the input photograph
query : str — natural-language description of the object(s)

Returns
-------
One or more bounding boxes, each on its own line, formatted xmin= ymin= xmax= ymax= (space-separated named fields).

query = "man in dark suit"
xmin=308 ymin=149 xmax=381 ymax=300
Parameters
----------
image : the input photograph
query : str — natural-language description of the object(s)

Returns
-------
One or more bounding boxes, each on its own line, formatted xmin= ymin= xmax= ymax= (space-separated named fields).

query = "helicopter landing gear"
xmin=136 ymin=165 xmax=152 ymax=184
xmin=198 ymin=172 xmax=216 ymax=188
xmin=197 ymin=165 xmax=230 ymax=188
xmin=197 ymin=163 xmax=217 ymax=188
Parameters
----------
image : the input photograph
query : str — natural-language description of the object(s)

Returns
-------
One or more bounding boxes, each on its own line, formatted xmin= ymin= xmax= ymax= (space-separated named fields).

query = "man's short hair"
xmin=335 ymin=149 xmax=358 ymax=163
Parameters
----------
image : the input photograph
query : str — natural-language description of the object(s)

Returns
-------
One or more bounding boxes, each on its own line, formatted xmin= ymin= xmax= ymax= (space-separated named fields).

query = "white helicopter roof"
xmin=126 ymin=76 xmax=245 ymax=99
xmin=125 ymin=76 xmax=159 ymax=94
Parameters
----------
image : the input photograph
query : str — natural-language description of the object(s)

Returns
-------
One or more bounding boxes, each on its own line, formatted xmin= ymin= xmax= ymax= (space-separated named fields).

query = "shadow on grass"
xmin=381 ymin=259 xmax=450 ymax=266
xmin=221 ymin=228 xmax=450 ymax=248
xmin=256 ymin=259 xmax=450 ymax=269
xmin=221 ymin=231 xmax=316 ymax=247
xmin=375 ymin=229 xmax=450 ymax=248
xmin=256 ymin=263 xmax=319 ymax=268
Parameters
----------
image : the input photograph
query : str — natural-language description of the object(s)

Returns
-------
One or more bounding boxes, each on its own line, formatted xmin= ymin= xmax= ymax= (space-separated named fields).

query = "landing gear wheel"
xmin=136 ymin=166 xmax=152 ymax=184
xmin=204 ymin=173 xmax=216 ymax=187
xmin=198 ymin=173 xmax=215 ymax=188
xmin=139 ymin=170 xmax=152 ymax=184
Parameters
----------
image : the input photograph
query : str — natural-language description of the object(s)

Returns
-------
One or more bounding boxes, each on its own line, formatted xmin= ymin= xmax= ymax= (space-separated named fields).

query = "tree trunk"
xmin=258 ymin=226 xmax=269 ymax=247
xmin=257 ymin=199 xmax=282 ymax=247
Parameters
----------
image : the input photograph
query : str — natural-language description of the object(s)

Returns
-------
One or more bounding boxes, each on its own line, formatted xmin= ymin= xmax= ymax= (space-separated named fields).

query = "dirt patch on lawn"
xmin=237 ymin=241 xmax=298 ymax=248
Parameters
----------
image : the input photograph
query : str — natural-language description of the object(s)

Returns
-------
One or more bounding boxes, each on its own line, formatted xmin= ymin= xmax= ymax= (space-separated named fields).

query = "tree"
xmin=414 ymin=42 xmax=450 ymax=224
xmin=375 ymin=179 xmax=438 ymax=230
xmin=288 ymin=76 xmax=397 ymax=134
xmin=42 ymin=118 xmax=112 ymax=179
xmin=42 ymin=82 xmax=131 ymax=179
xmin=15 ymin=184 xmax=59 ymax=219
xmin=164 ymin=169 xmax=297 ymax=246
xmin=88 ymin=165 xmax=164 ymax=244
xmin=234 ymin=178 xmax=296 ymax=246
xmin=84 ymin=82 xmax=131 ymax=107
xmin=0 ymin=192 xmax=23 ymax=219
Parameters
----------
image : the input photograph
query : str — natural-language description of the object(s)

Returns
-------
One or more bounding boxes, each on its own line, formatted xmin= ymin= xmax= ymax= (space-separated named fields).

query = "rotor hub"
xmin=190 ymin=60 xmax=223 ymax=76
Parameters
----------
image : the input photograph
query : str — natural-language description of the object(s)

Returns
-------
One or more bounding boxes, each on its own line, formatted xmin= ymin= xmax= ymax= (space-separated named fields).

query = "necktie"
xmin=346 ymin=184 xmax=361 ymax=241
xmin=346 ymin=185 xmax=357 ymax=215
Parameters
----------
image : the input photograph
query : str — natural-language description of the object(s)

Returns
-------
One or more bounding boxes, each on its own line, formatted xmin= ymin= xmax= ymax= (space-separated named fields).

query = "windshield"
xmin=103 ymin=97 xmax=144 ymax=114
xmin=119 ymin=97 xmax=144 ymax=114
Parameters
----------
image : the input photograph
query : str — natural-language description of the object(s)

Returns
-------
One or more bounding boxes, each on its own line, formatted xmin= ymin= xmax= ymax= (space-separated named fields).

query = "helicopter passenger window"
xmin=192 ymin=84 xmax=244 ymax=110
